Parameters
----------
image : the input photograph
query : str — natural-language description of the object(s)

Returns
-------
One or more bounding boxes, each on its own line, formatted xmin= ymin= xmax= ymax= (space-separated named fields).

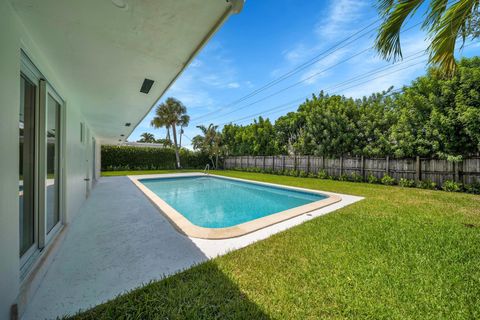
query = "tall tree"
xmin=151 ymin=97 xmax=189 ymax=168
xmin=192 ymin=124 xmax=222 ymax=168
xmin=375 ymin=0 xmax=479 ymax=74
xmin=137 ymin=132 xmax=156 ymax=143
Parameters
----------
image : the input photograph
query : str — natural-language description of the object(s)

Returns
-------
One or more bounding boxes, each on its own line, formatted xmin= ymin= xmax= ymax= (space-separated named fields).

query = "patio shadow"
xmin=67 ymin=261 xmax=270 ymax=319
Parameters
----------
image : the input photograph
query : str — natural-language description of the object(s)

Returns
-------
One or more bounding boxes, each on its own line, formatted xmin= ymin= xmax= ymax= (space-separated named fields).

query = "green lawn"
xmin=71 ymin=170 xmax=480 ymax=319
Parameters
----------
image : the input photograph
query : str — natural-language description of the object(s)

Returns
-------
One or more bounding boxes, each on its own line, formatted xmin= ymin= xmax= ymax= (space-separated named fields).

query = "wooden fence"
xmin=224 ymin=155 xmax=480 ymax=186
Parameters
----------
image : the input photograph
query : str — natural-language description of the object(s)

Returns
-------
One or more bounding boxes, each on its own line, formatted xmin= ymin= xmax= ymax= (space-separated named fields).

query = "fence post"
xmin=454 ymin=161 xmax=460 ymax=182
xmin=294 ymin=155 xmax=297 ymax=171
xmin=386 ymin=156 xmax=390 ymax=176
xmin=272 ymin=156 xmax=275 ymax=171
xmin=263 ymin=156 xmax=266 ymax=170
xmin=283 ymin=155 xmax=286 ymax=171
xmin=416 ymin=156 xmax=421 ymax=181
xmin=361 ymin=155 xmax=365 ymax=180
xmin=307 ymin=155 xmax=310 ymax=173
xmin=322 ymin=156 xmax=325 ymax=171
xmin=254 ymin=156 xmax=257 ymax=169
xmin=340 ymin=156 xmax=344 ymax=176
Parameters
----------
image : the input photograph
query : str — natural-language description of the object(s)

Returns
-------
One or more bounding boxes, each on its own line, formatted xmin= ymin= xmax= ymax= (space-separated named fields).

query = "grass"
xmin=70 ymin=170 xmax=480 ymax=319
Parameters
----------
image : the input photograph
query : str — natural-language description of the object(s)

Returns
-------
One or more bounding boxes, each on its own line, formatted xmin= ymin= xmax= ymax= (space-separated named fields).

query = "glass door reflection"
xmin=45 ymin=94 xmax=61 ymax=233
xmin=19 ymin=75 xmax=36 ymax=257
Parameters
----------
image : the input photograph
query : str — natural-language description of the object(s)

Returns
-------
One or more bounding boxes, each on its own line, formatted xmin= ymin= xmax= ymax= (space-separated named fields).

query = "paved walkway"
xmin=23 ymin=175 xmax=362 ymax=319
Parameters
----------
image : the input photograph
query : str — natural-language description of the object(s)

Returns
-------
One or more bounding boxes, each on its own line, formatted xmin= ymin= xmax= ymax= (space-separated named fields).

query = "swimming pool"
xmin=131 ymin=174 xmax=340 ymax=239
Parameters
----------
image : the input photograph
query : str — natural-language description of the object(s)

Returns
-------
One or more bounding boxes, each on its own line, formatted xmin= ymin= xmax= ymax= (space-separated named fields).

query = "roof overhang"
xmin=11 ymin=0 xmax=244 ymax=143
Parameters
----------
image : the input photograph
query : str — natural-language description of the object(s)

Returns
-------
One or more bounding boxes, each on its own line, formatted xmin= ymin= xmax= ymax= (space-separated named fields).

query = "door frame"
xmin=38 ymin=80 xmax=66 ymax=248
xmin=19 ymin=54 xmax=41 ymax=269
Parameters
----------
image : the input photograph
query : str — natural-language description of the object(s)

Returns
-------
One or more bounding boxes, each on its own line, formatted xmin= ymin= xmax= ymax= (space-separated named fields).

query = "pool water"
xmin=139 ymin=176 xmax=327 ymax=228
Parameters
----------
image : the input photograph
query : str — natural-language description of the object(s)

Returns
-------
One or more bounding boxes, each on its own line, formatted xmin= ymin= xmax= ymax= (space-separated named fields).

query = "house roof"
xmin=11 ymin=0 xmax=243 ymax=143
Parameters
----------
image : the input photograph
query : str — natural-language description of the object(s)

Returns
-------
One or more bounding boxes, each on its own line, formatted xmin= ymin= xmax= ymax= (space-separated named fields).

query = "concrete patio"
xmin=22 ymin=175 xmax=362 ymax=319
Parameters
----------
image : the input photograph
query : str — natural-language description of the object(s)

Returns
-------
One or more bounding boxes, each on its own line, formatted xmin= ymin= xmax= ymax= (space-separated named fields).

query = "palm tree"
xmin=137 ymin=132 xmax=156 ymax=143
xmin=151 ymin=97 xmax=189 ymax=168
xmin=192 ymin=124 xmax=222 ymax=169
xmin=375 ymin=0 xmax=479 ymax=74
xmin=178 ymin=114 xmax=190 ymax=148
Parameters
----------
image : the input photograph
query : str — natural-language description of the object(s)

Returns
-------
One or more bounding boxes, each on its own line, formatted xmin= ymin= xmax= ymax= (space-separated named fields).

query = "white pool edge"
xmin=128 ymin=173 xmax=363 ymax=242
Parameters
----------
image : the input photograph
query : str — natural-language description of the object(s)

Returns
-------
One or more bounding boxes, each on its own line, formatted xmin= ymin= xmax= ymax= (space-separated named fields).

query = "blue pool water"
xmin=139 ymin=176 xmax=327 ymax=228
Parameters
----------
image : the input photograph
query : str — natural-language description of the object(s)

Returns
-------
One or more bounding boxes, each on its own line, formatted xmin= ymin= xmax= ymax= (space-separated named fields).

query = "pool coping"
xmin=128 ymin=173 xmax=342 ymax=239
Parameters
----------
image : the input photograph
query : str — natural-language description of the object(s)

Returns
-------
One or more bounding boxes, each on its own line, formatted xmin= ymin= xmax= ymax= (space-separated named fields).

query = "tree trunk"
xmin=179 ymin=127 xmax=183 ymax=148
xmin=171 ymin=125 xmax=181 ymax=168
xmin=210 ymin=156 xmax=215 ymax=169
xmin=215 ymin=154 xmax=219 ymax=169
xmin=166 ymin=127 xmax=171 ymax=142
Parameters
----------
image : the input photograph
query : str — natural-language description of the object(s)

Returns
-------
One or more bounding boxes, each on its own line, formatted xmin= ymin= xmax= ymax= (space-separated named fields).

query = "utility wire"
xmin=191 ymin=18 xmax=384 ymax=122
xmin=197 ymin=37 xmax=473 ymax=127
xmin=192 ymin=21 xmax=424 ymax=125
xmin=216 ymin=62 xmax=420 ymax=127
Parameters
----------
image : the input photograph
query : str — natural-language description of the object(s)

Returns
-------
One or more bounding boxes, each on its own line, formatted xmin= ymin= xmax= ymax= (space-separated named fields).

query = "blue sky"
xmin=129 ymin=0 xmax=479 ymax=148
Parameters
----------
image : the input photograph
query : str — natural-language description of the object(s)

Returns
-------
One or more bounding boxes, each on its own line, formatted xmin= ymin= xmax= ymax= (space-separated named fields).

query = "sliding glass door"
xmin=45 ymin=93 xmax=61 ymax=234
xmin=19 ymin=74 xmax=37 ymax=260
xmin=20 ymin=52 xmax=65 ymax=270
xmin=40 ymin=82 xmax=64 ymax=245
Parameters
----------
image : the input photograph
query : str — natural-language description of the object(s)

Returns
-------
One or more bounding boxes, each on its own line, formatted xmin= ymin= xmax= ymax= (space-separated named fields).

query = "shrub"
xmin=417 ymin=180 xmax=437 ymax=190
xmin=308 ymin=172 xmax=316 ymax=178
xmin=442 ymin=180 xmax=462 ymax=192
xmin=339 ymin=174 xmax=349 ymax=181
xmin=299 ymin=170 xmax=308 ymax=178
xmin=381 ymin=174 xmax=396 ymax=185
xmin=317 ymin=170 xmax=328 ymax=179
xmin=350 ymin=172 xmax=363 ymax=182
xmin=101 ymin=145 xmax=210 ymax=171
xmin=367 ymin=174 xmax=378 ymax=184
xmin=398 ymin=178 xmax=415 ymax=188
xmin=465 ymin=180 xmax=480 ymax=194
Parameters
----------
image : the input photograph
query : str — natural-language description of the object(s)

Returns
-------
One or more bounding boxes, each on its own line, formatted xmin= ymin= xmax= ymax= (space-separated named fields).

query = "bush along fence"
xmin=101 ymin=145 xmax=210 ymax=171
xmin=224 ymin=155 xmax=480 ymax=194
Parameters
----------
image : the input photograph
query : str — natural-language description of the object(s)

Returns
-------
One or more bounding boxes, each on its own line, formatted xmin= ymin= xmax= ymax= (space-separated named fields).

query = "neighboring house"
xmin=0 ymin=0 xmax=243 ymax=318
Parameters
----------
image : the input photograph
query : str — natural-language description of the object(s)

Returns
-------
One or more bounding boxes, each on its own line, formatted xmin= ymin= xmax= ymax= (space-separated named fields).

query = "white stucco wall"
xmin=0 ymin=0 xmax=98 ymax=317
xmin=0 ymin=1 xmax=22 ymax=318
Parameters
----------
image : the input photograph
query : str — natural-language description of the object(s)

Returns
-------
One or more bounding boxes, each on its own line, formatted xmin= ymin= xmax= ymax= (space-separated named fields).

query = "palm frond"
xmin=375 ymin=0 xmax=425 ymax=61
xmin=429 ymin=0 xmax=479 ymax=74
xmin=377 ymin=0 xmax=396 ymax=15
xmin=424 ymin=0 xmax=449 ymax=29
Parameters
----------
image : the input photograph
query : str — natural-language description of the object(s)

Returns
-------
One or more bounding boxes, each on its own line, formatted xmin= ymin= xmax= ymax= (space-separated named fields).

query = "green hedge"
xmin=101 ymin=145 xmax=210 ymax=171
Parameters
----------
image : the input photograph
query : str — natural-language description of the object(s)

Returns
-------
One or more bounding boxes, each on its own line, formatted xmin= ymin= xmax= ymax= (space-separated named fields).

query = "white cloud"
xmin=315 ymin=0 xmax=368 ymax=39
xmin=227 ymin=82 xmax=240 ymax=88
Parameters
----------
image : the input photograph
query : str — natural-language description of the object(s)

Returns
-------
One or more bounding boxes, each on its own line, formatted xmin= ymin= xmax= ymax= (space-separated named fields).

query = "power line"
xmin=203 ymin=48 xmax=424 ymax=125
xmin=215 ymin=58 xmax=435 ymax=127
xmin=192 ymin=22 xmax=425 ymax=126
xmin=196 ymin=46 xmax=373 ymax=124
xmin=196 ymin=37 xmax=474 ymax=128
xmin=191 ymin=18 xmax=383 ymax=122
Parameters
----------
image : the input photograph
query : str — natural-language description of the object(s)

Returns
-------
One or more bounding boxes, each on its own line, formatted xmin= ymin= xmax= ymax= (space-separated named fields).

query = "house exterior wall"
xmin=0 ymin=0 xmax=98 ymax=317
xmin=0 ymin=1 xmax=22 ymax=318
